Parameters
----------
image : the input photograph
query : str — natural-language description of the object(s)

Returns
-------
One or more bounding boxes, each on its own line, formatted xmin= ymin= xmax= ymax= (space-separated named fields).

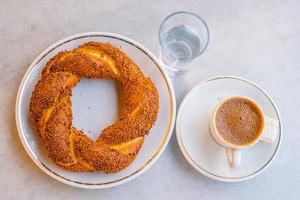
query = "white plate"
xmin=15 ymin=32 xmax=176 ymax=189
xmin=176 ymin=76 xmax=281 ymax=182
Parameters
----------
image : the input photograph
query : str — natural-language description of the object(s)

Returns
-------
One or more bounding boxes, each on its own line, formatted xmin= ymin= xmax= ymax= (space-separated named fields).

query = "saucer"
xmin=176 ymin=76 xmax=281 ymax=182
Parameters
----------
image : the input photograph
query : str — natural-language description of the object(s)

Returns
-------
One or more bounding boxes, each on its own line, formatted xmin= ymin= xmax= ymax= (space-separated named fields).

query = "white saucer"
xmin=176 ymin=76 xmax=282 ymax=182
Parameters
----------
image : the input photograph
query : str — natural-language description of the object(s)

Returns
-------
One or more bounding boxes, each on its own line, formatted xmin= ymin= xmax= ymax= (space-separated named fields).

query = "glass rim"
xmin=158 ymin=11 xmax=210 ymax=62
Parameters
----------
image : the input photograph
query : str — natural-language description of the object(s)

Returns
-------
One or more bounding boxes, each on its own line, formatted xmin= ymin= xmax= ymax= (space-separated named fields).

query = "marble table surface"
xmin=1 ymin=1 xmax=299 ymax=199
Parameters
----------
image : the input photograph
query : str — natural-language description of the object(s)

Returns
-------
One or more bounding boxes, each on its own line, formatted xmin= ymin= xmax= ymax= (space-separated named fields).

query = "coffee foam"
xmin=215 ymin=97 xmax=264 ymax=145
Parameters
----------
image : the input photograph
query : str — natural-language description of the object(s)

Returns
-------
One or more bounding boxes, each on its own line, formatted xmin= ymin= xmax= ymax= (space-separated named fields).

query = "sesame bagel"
xmin=29 ymin=42 xmax=159 ymax=173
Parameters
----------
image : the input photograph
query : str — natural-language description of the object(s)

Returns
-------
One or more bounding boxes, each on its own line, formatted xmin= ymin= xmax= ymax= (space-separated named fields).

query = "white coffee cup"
xmin=210 ymin=96 xmax=278 ymax=168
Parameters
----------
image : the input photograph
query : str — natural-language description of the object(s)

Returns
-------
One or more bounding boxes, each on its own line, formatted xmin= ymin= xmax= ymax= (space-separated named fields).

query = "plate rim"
xmin=15 ymin=32 xmax=176 ymax=189
xmin=176 ymin=75 xmax=282 ymax=182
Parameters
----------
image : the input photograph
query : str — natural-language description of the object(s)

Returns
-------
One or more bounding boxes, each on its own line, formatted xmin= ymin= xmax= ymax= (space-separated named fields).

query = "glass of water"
xmin=159 ymin=11 xmax=209 ymax=74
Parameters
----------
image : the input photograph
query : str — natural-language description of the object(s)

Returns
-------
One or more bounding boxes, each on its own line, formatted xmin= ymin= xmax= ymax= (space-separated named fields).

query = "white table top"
xmin=1 ymin=1 xmax=299 ymax=199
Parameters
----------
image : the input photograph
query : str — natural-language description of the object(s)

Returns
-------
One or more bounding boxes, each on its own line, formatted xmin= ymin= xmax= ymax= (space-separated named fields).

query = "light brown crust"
xmin=29 ymin=42 xmax=159 ymax=173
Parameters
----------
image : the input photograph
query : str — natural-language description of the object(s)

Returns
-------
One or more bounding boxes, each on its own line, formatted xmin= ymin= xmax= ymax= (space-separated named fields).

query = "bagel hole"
xmin=71 ymin=78 xmax=122 ymax=140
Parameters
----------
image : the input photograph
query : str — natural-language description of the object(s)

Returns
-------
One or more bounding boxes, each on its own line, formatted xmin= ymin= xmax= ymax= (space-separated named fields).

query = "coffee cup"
xmin=210 ymin=96 xmax=278 ymax=168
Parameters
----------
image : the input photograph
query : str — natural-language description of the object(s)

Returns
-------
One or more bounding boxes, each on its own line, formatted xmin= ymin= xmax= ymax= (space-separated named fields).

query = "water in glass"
xmin=161 ymin=25 xmax=201 ymax=66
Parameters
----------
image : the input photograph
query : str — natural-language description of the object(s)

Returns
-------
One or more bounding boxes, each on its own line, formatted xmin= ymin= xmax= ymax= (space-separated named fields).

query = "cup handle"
xmin=225 ymin=148 xmax=241 ymax=168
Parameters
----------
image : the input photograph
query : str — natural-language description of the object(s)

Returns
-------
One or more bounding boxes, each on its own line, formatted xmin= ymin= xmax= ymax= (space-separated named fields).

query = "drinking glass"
xmin=159 ymin=11 xmax=209 ymax=75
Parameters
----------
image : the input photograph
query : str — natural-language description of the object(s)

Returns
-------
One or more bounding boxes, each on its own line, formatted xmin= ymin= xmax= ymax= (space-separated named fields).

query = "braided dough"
xmin=29 ymin=42 xmax=159 ymax=173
